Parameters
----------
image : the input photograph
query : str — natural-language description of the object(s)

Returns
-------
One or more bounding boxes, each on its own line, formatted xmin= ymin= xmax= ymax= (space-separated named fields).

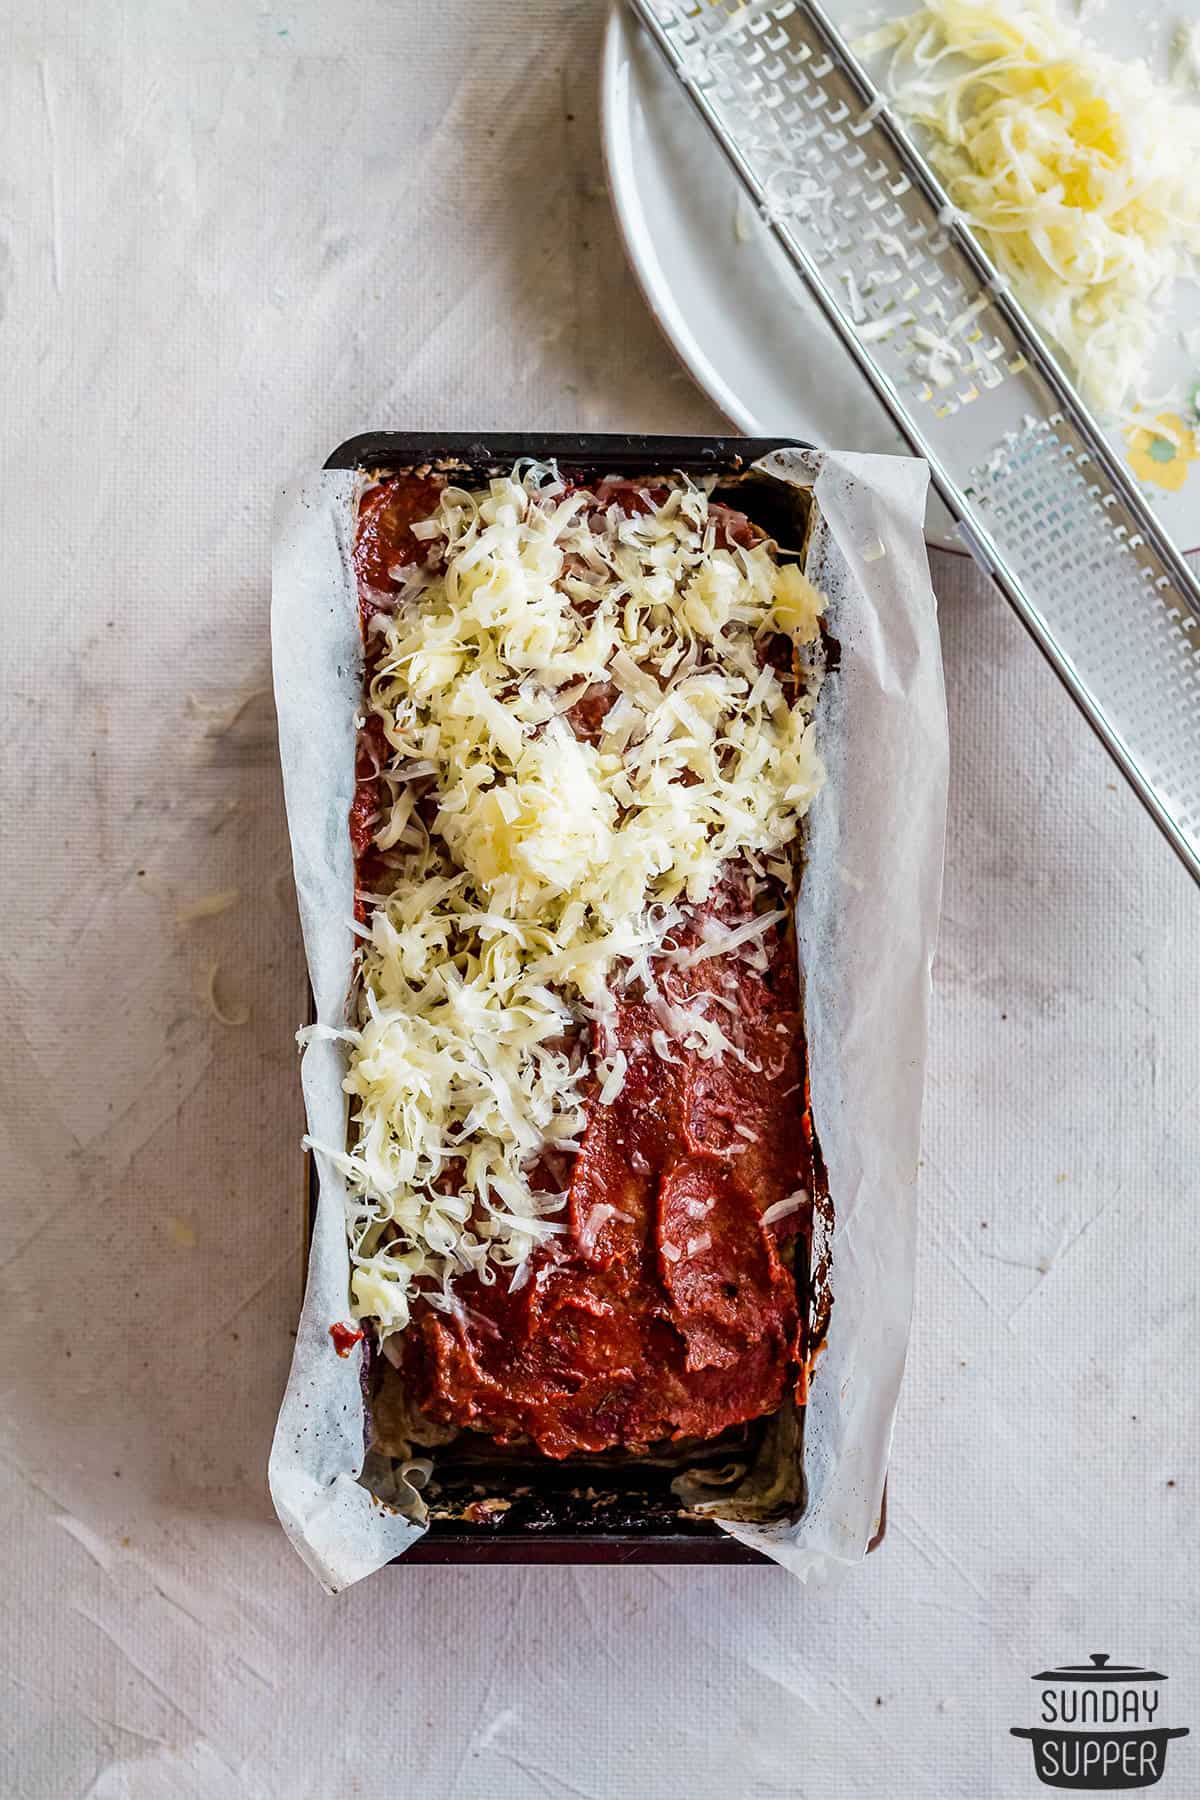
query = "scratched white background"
xmin=1 ymin=2 xmax=1197 ymax=1796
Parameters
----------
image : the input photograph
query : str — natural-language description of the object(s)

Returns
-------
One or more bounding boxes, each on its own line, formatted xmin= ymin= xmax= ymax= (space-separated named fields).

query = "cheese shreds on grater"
xmin=628 ymin=0 xmax=1200 ymax=884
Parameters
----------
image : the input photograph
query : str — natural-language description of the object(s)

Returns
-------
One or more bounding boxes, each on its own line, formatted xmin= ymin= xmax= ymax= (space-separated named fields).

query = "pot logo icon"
xmin=1011 ymin=1653 xmax=1189 ymax=1790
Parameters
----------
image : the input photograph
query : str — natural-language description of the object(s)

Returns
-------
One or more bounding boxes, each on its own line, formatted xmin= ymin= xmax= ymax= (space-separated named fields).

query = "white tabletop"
xmin=2 ymin=4 xmax=1196 ymax=1797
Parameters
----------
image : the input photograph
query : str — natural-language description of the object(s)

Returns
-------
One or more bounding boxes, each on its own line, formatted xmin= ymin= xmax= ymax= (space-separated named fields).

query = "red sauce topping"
xmin=392 ymin=876 xmax=810 ymax=1455
xmin=353 ymin=473 xmax=445 ymax=618
xmin=351 ymin=472 xmax=812 ymax=1457
xmin=329 ymin=1321 xmax=365 ymax=1358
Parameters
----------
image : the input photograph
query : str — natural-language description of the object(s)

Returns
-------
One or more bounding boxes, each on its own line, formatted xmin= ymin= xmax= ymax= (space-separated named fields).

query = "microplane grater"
xmin=627 ymin=0 xmax=1200 ymax=884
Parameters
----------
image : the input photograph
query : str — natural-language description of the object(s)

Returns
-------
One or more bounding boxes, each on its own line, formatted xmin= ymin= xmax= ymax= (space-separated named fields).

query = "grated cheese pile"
xmin=311 ymin=466 xmax=825 ymax=1335
xmin=869 ymin=0 xmax=1200 ymax=410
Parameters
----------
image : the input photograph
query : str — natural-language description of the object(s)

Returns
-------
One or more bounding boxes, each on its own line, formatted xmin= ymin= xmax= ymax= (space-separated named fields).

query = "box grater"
xmin=627 ymin=0 xmax=1200 ymax=885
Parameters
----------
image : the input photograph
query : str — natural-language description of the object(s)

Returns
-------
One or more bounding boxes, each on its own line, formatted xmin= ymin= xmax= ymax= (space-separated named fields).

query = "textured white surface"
xmin=1 ymin=2 xmax=1196 ymax=1797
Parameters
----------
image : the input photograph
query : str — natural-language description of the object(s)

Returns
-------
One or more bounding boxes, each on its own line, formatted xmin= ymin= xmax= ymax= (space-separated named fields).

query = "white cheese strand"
xmin=876 ymin=0 xmax=1200 ymax=410
xmin=762 ymin=1189 xmax=808 ymax=1228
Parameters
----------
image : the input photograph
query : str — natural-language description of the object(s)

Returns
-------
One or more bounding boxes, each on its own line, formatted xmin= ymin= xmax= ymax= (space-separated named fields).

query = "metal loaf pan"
xmin=320 ymin=431 xmax=823 ymax=1565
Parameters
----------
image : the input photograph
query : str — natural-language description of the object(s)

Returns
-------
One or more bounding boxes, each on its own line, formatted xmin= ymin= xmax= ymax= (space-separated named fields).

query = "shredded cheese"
xmin=872 ymin=0 xmax=1200 ymax=409
xmin=761 ymin=1189 xmax=808 ymax=1228
xmin=199 ymin=959 xmax=249 ymax=1027
xmin=596 ymin=1051 xmax=628 ymax=1106
xmin=176 ymin=887 xmax=240 ymax=924
xmin=335 ymin=466 xmax=825 ymax=1334
xmin=185 ymin=686 xmax=268 ymax=735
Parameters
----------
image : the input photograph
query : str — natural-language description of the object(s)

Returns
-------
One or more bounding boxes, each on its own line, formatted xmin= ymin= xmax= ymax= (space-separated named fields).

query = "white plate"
xmin=601 ymin=0 xmax=1200 ymax=552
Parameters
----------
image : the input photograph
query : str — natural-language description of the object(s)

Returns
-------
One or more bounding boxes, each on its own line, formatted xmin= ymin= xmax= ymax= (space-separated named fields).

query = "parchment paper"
xmin=268 ymin=448 xmax=947 ymax=1590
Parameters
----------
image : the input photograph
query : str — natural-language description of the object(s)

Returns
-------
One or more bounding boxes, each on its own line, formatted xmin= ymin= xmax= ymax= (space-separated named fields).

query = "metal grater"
xmin=627 ymin=0 xmax=1200 ymax=884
